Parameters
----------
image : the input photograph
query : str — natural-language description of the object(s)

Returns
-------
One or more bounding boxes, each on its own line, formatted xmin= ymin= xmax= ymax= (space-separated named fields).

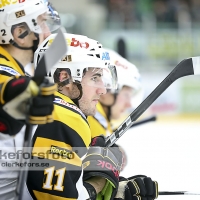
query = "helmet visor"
xmin=81 ymin=66 xmax=118 ymax=89
xmin=36 ymin=2 xmax=61 ymax=34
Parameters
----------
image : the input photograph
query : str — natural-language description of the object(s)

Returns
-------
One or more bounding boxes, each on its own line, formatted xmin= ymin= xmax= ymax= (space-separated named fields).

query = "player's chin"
xmin=87 ymin=109 xmax=96 ymax=117
xmin=92 ymin=100 xmax=98 ymax=105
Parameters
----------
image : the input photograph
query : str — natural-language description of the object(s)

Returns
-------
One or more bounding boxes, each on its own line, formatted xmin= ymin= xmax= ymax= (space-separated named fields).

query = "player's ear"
xmin=12 ymin=26 xmax=26 ymax=45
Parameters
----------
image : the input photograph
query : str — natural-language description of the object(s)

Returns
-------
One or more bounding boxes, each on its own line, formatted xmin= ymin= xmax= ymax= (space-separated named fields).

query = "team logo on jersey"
xmin=50 ymin=145 xmax=74 ymax=159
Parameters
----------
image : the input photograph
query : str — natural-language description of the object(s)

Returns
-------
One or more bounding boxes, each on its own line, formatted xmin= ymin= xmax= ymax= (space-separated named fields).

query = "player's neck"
xmin=4 ymin=44 xmax=33 ymax=67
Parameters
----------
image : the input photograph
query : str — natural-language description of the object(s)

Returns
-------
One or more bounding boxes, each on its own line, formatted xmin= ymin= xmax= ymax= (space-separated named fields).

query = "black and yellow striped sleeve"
xmin=0 ymin=46 xmax=25 ymax=84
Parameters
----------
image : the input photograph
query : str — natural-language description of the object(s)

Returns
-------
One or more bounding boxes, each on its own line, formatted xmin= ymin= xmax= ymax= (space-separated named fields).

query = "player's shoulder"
xmin=54 ymin=92 xmax=87 ymax=122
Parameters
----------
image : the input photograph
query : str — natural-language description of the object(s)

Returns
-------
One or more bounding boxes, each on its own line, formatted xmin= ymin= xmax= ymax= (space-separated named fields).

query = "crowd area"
xmin=96 ymin=0 xmax=200 ymax=28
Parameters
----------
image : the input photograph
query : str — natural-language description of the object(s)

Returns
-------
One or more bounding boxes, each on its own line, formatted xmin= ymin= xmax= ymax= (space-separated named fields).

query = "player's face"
xmin=111 ymin=86 xmax=133 ymax=120
xmin=79 ymin=68 xmax=107 ymax=116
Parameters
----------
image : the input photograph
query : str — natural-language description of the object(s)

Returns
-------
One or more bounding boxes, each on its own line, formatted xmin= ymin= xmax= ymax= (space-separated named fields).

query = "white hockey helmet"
xmin=104 ymin=48 xmax=143 ymax=107
xmin=34 ymin=33 xmax=118 ymax=89
xmin=105 ymin=48 xmax=141 ymax=92
xmin=0 ymin=0 xmax=60 ymax=44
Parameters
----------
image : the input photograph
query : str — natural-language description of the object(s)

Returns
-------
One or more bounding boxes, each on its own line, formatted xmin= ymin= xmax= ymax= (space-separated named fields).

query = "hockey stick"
xmin=106 ymin=57 xmax=200 ymax=147
xmin=129 ymin=115 xmax=156 ymax=129
xmin=159 ymin=191 xmax=200 ymax=195
xmin=112 ymin=115 xmax=156 ymax=132
xmin=16 ymin=29 xmax=67 ymax=200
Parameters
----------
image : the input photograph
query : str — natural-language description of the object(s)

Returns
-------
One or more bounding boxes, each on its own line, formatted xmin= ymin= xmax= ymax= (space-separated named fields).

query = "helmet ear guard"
xmin=53 ymin=68 xmax=72 ymax=89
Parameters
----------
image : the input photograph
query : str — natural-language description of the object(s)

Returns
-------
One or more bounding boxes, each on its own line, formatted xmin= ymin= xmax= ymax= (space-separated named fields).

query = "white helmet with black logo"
xmin=34 ymin=33 xmax=118 ymax=90
xmin=0 ymin=0 xmax=60 ymax=44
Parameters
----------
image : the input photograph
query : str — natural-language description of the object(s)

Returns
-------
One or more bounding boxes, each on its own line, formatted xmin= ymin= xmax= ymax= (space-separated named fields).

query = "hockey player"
xmin=88 ymin=48 xmax=142 ymax=137
xmin=27 ymin=33 xmax=158 ymax=200
xmin=0 ymin=0 xmax=60 ymax=199
xmin=87 ymin=48 xmax=143 ymax=169
xmin=26 ymin=33 xmax=122 ymax=200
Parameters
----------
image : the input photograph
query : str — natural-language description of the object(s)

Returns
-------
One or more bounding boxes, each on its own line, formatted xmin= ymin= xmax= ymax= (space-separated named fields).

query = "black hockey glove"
xmin=0 ymin=76 xmax=56 ymax=125
xmin=83 ymin=136 xmax=124 ymax=200
xmin=114 ymin=175 xmax=158 ymax=200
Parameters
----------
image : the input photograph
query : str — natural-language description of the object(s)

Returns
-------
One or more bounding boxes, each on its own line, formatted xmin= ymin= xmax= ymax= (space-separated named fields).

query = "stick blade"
xmin=34 ymin=29 xmax=67 ymax=82
xmin=192 ymin=57 xmax=200 ymax=75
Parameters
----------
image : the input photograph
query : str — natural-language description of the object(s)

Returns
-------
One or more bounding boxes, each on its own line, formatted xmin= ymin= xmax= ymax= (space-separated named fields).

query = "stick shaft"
xmin=130 ymin=116 xmax=156 ymax=128
xmin=106 ymin=58 xmax=194 ymax=147
xmin=159 ymin=191 xmax=200 ymax=195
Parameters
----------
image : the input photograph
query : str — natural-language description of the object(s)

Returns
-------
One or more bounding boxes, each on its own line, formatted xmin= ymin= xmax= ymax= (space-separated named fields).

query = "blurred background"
xmin=50 ymin=1 xmax=200 ymax=198
xmin=51 ymin=0 xmax=200 ymax=119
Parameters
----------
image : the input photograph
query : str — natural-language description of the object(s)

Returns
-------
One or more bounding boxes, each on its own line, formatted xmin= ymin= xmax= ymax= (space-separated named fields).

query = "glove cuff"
xmin=83 ymin=182 xmax=97 ymax=200
xmin=84 ymin=147 xmax=122 ymax=171
xmin=0 ymin=108 xmax=24 ymax=135
xmin=1 ymin=77 xmax=30 ymax=104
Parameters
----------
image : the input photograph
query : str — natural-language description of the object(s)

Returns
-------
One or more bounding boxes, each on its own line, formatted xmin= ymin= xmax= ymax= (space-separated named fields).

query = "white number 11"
xmin=43 ymin=166 xmax=66 ymax=191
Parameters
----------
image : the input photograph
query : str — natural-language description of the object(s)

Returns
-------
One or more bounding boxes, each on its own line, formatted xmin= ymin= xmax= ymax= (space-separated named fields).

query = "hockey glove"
xmin=0 ymin=76 xmax=56 ymax=125
xmin=83 ymin=136 xmax=124 ymax=200
xmin=114 ymin=175 xmax=158 ymax=200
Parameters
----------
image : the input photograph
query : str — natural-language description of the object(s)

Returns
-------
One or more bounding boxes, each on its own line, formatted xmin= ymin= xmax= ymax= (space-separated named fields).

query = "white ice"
xmin=117 ymin=119 xmax=200 ymax=200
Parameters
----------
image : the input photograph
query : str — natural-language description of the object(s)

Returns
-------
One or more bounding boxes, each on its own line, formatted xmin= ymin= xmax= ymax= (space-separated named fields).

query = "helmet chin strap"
xmin=71 ymin=83 xmax=83 ymax=108
xmin=10 ymin=32 xmax=39 ymax=53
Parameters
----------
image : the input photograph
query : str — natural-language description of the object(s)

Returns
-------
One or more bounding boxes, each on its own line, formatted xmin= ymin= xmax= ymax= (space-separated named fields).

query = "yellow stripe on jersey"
xmin=53 ymin=92 xmax=91 ymax=147
xmin=33 ymin=137 xmax=82 ymax=167
xmin=33 ymin=190 xmax=76 ymax=200
xmin=0 ymin=46 xmax=25 ymax=81
xmin=88 ymin=102 xmax=112 ymax=138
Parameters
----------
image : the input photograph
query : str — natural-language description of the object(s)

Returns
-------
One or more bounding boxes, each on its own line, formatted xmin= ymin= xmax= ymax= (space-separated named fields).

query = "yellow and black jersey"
xmin=0 ymin=46 xmax=26 ymax=135
xmin=0 ymin=46 xmax=25 ymax=85
xmin=87 ymin=102 xmax=112 ymax=138
xmin=27 ymin=91 xmax=91 ymax=200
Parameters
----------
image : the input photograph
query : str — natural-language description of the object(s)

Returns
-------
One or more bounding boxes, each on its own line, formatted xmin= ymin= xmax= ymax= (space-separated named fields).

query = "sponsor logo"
xmin=97 ymin=160 xmax=119 ymax=178
xmin=61 ymin=55 xmax=72 ymax=62
xmin=82 ymin=161 xmax=90 ymax=169
xmin=0 ymin=66 xmax=20 ymax=76
xmin=54 ymin=98 xmax=86 ymax=119
xmin=39 ymin=49 xmax=47 ymax=52
xmin=102 ymin=52 xmax=110 ymax=60
xmin=0 ymin=0 xmax=18 ymax=8
xmin=115 ymin=60 xmax=128 ymax=69
xmin=50 ymin=145 xmax=74 ymax=159
xmin=15 ymin=10 xmax=25 ymax=18
xmin=48 ymin=38 xmax=89 ymax=49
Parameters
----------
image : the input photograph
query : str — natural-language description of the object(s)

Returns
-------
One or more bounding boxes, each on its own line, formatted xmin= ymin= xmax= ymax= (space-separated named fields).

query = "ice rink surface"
xmin=116 ymin=117 xmax=200 ymax=200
